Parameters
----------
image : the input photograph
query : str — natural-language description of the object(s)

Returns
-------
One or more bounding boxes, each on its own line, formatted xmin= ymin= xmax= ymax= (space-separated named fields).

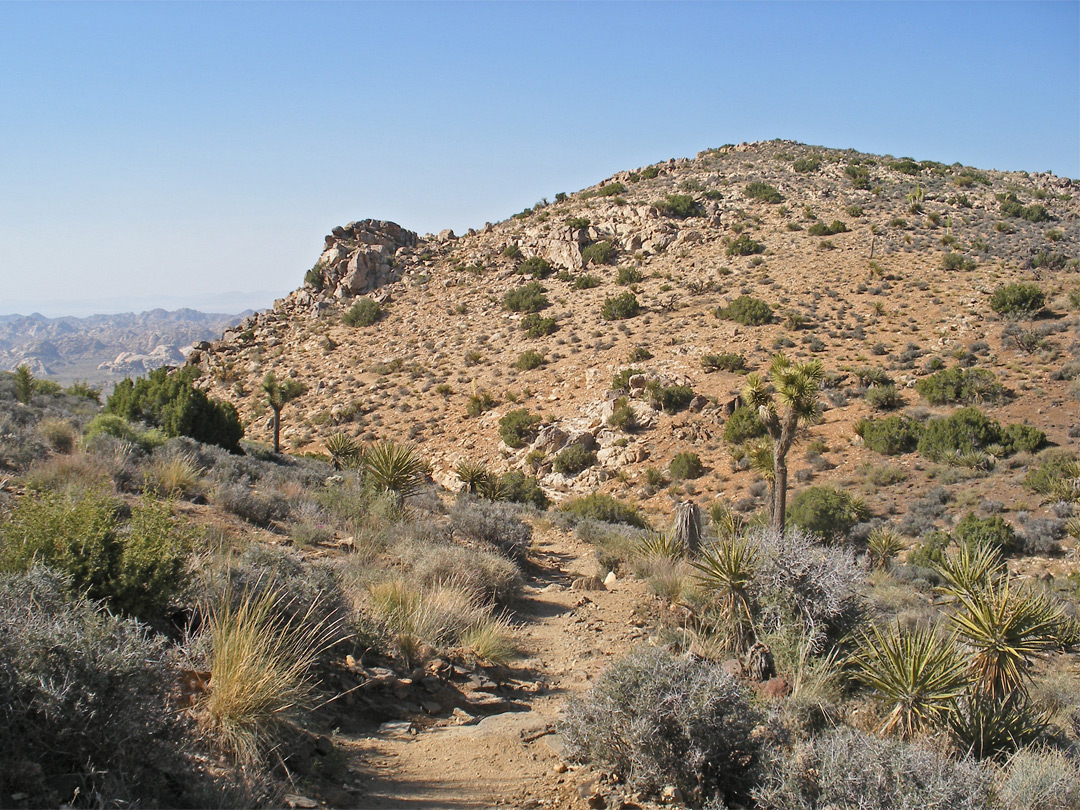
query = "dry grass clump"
xmin=22 ymin=452 xmax=113 ymax=494
xmin=37 ymin=417 xmax=77 ymax=453
xmin=144 ymin=450 xmax=203 ymax=497
xmin=198 ymin=583 xmax=342 ymax=765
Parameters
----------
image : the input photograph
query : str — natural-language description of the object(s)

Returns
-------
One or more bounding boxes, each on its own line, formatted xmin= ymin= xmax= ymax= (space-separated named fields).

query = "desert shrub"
xmin=0 ymin=491 xmax=192 ymax=621
xmin=724 ymin=405 xmax=767 ymax=445
xmin=1001 ymin=423 xmax=1046 ymax=455
xmin=514 ymin=349 xmax=545 ymax=371
xmin=498 ymin=408 xmax=542 ymax=449
xmin=807 ymin=220 xmax=848 ymax=236
xmin=518 ymin=256 xmax=554 ymax=279
xmin=999 ymin=193 xmax=1051 ymax=223
xmin=596 ymin=181 xmax=626 ymax=197
xmin=744 ymin=181 xmax=783 ymax=203
xmin=342 ymin=298 xmax=383 ymax=327
xmin=654 ymin=193 xmax=700 ymax=218
xmin=83 ymin=412 xmax=163 ymax=451
xmin=942 ymin=252 xmax=977 ymax=271
xmin=465 ymin=390 xmax=498 ymax=417
xmin=726 ymin=234 xmax=765 ymax=256
xmin=616 ymin=265 xmax=643 ymax=285
xmin=215 ymin=482 xmax=291 ymax=527
xmin=1023 ymin=450 xmax=1079 ymax=498
xmin=559 ymin=493 xmax=648 ymax=529
xmin=718 ymin=295 xmax=773 ymax=325
xmin=607 ymin=397 xmax=637 ymax=431
xmin=953 ymin=512 xmax=1019 ymax=555
xmin=503 ymin=281 xmax=549 ymax=312
xmin=502 ymin=243 xmax=522 ymax=259
xmin=756 ymin=727 xmax=993 ymax=810
xmin=520 ymin=312 xmax=558 ymax=337
xmin=846 ymin=163 xmax=872 ymax=189
xmin=650 ymin=383 xmax=694 ymax=413
xmin=899 ymin=487 xmax=951 ymax=538
xmin=990 ymin=283 xmax=1046 ymax=320
xmin=793 ymin=156 xmax=821 ymax=173
xmin=600 ymin=291 xmax=640 ymax=320
xmin=562 ymin=647 xmax=765 ymax=805
xmin=495 ymin=470 xmax=549 ymax=509
xmin=106 ymin=366 xmax=242 ymax=452
xmin=38 ymin=418 xmax=76 ymax=454
xmin=702 ymin=352 xmax=747 ymax=373
xmin=581 ymin=241 xmax=616 ymax=266
xmin=915 ymin=367 xmax=1007 ymax=405
xmin=1014 ymin=514 xmax=1065 ymax=555
xmin=864 ymin=384 xmax=903 ymax=411
xmin=669 ymin=451 xmax=704 ymax=481
xmin=611 ymin=367 xmax=644 ymax=392
xmin=996 ymin=746 xmax=1080 ymax=810
xmin=0 ymin=568 xmax=178 ymax=806
xmin=917 ymin=407 xmax=1003 ymax=461
xmin=401 ymin=541 xmax=522 ymax=605
xmin=573 ymin=274 xmax=601 ymax=290
xmin=787 ymin=486 xmax=868 ymax=543
xmin=450 ymin=498 xmax=532 ymax=559
xmin=553 ymin=443 xmax=595 ymax=475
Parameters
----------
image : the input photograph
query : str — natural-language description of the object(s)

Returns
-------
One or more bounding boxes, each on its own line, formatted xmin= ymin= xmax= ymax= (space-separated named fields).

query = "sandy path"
xmin=336 ymin=525 xmax=651 ymax=809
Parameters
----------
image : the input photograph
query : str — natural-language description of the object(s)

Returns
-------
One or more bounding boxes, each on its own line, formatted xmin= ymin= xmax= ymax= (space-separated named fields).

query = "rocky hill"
xmin=194 ymin=139 xmax=1078 ymax=535
xmin=0 ymin=308 xmax=252 ymax=385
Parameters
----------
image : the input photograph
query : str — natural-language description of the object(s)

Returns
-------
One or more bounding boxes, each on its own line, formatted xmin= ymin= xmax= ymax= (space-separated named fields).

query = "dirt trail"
xmin=336 ymin=525 xmax=652 ymax=809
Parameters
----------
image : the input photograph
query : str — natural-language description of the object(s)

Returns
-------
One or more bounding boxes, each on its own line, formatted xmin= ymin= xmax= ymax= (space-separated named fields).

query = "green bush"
xmin=83 ymin=413 xmax=163 ymax=452
xmin=562 ymin=647 xmax=765 ymax=806
xmin=607 ymin=397 xmax=637 ymax=431
xmin=640 ymin=166 xmax=660 ymax=180
xmin=581 ymin=241 xmax=617 ymax=266
xmin=503 ymin=281 xmax=549 ymax=312
xmin=611 ymin=368 xmax=644 ymax=392
xmin=565 ymin=216 xmax=590 ymax=230
xmin=788 ymin=486 xmax=868 ymax=542
xmin=573 ymin=274 xmax=601 ymax=290
xmin=808 ymin=220 xmax=848 ymax=236
xmin=466 ymin=391 xmax=498 ymax=417
xmin=999 ymin=193 xmax=1051 ymax=223
xmin=845 ymin=163 xmax=871 ymax=189
xmin=502 ymin=243 xmax=522 ymax=259
xmin=304 ymin=264 xmax=324 ymax=290
xmin=726 ymin=234 xmax=765 ymax=256
xmin=701 ymin=352 xmax=747 ymax=373
xmin=553 ymin=444 xmax=595 ymax=475
xmin=495 ymin=470 xmax=549 ymax=509
xmin=1001 ymin=422 xmax=1046 ymax=454
xmin=915 ymin=367 xmax=1007 ymax=405
xmin=342 ymin=298 xmax=383 ymax=327
xmin=600 ymin=291 xmax=640 ymax=321
xmin=105 ymin=366 xmax=243 ymax=453
xmin=669 ymin=451 xmax=704 ymax=480
xmin=942 ymin=252 xmax=976 ymax=271
xmin=498 ymin=408 xmax=542 ymax=449
xmin=856 ymin=415 xmax=922 ymax=455
xmin=724 ymin=405 xmax=767 ymax=445
xmin=1023 ymin=449 xmax=1079 ymax=496
xmin=653 ymin=193 xmax=700 ymax=218
xmin=650 ymin=384 xmax=694 ymax=414
xmin=952 ymin=512 xmax=1018 ymax=555
xmin=917 ymin=407 xmax=1003 ymax=461
xmin=596 ymin=181 xmax=626 ymax=197
xmin=744 ymin=181 xmax=783 ymax=203
xmin=718 ymin=295 xmax=773 ymax=325
xmin=793 ymin=156 xmax=821 ymax=173
xmin=616 ymin=265 xmax=643 ymax=285
xmin=520 ymin=313 xmax=558 ymax=337
xmin=990 ymin=283 xmax=1045 ymax=319
xmin=519 ymin=256 xmax=555 ymax=279
xmin=863 ymin=384 xmax=903 ymax=411
xmin=0 ymin=491 xmax=192 ymax=621
xmin=559 ymin=493 xmax=648 ymax=528
xmin=514 ymin=350 xmax=546 ymax=371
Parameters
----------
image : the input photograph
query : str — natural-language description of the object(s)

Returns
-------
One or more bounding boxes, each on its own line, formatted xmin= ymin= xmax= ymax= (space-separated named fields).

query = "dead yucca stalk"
xmin=199 ymin=585 xmax=343 ymax=765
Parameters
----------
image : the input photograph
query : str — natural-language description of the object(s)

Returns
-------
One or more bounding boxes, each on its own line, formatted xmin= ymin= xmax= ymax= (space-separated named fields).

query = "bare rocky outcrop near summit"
xmin=312 ymin=220 xmax=419 ymax=299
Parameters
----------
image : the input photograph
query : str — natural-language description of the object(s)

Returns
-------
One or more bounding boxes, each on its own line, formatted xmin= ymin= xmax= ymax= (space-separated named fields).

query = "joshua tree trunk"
xmin=271 ymin=407 xmax=282 ymax=454
xmin=672 ymin=501 xmax=702 ymax=556
xmin=772 ymin=452 xmax=788 ymax=531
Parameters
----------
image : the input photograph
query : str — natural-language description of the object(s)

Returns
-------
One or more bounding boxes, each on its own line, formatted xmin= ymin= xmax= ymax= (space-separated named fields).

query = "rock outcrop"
xmin=312 ymin=220 xmax=419 ymax=299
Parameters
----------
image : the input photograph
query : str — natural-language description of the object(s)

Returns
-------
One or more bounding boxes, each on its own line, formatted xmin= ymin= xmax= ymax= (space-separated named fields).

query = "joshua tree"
xmin=261 ymin=372 xmax=307 ymax=454
xmin=743 ymin=354 xmax=824 ymax=531
xmin=13 ymin=364 xmax=34 ymax=405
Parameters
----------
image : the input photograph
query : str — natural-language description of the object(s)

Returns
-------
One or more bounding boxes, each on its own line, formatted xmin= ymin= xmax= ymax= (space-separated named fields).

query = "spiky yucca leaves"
xmin=638 ymin=529 xmax=685 ymax=560
xmin=866 ymin=527 xmax=904 ymax=570
xmin=200 ymin=585 xmax=342 ymax=765
xmin=362 ymin=440 xmax=426 ymax=503
xmin=934 ymin=541 xmax=1005 ymax=602
xmin=743 ymin=353 xmax=825 ymax=530
xmin=454 ymin=458 xmax=492 ymax=495
xmin=691 ymin=535 xmax=758 ymax=653
xmin=325 ymin=432 xmax=362 ymax=470
xmin=850 ymin=621 xmax=968 ymax=739
xmin=947 ymin=579 xmax=1067 ymax=698
xmin=709 ymin=502 xmax=747 ymax=543
xmin=948 ymin=690 xmax=1048 ymax=760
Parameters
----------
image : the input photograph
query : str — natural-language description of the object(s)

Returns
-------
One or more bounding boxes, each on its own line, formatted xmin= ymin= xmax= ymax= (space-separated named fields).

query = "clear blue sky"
xmin=1 ymin=1 xmax=1077 ymax=316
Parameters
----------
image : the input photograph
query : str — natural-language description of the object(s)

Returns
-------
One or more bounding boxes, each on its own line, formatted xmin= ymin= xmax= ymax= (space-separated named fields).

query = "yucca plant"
xmin=199 ymin=585 xmax=342 ymax=765
xmin=691 ymin=535 xmax=758 ymax=653
xmin=866 ymin=527 xmax=904 ymax=570
xmin=948 ymin=580 xmax=1066 ymax=698
xmin=850 ymin=620 xmax=968 ymax=739
xmin=362 ymin=440 xmax=426 ymax=505
xmin=454 ymin=458 xmax=492 ymax=495
xmin=934 ymin=541 xmax=1006 ymax=602
xmin=325 ymin=432 xmax=362 ymax=470
xmin=709 ymin=502 xmax=747 ymax=543
xmin=638 ymin=529 xmax=684 ymax=561
xmin=948 ymin=690 xmax=1048 ymax=760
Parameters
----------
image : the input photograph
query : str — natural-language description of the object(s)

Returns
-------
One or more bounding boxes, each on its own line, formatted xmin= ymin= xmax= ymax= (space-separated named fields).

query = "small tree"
xmin=743 ymin=354 xmax=824 ymax=531
xmin=262 ymin=372 xmax=307 ymax=454
xmin=13 ymin=364 xmax=34 ymax=404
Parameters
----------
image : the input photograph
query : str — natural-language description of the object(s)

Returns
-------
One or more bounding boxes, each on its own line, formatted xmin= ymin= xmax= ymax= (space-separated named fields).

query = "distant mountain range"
xmin=0 ymin=308 xmax=254 ymax=386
